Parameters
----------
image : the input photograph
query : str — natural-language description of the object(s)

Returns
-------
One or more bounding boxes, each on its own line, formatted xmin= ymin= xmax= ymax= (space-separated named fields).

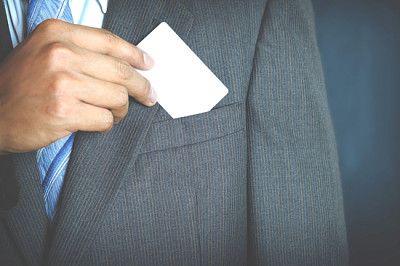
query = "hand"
xmin=0 ymin=19 xmax=156 ymax=155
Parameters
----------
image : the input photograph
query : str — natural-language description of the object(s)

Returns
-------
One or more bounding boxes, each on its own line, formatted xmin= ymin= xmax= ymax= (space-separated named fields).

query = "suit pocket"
xmin=139 ymin=102 xmax=245 ymax=154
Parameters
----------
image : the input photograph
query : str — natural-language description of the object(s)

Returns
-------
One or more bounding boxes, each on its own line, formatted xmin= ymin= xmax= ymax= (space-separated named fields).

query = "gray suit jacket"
xmin=0 ymin=0 xmax=348 ymax=265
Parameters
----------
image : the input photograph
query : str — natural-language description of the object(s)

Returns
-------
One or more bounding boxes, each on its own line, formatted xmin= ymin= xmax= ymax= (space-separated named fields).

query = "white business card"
xmin=137 ymin=22 xmax=229 ymax=119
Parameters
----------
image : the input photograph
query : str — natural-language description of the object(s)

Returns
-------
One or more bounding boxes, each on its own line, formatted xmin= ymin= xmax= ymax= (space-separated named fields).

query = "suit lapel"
xmin=0 ymin=3 xmax=48 ymax=266
xmin=100 ymin=0 xmax=194 ymax=45
xmin=48 ymin=0 xmax=194 ymax=264
xmin=3 ymin=153 xmax=48 ymax=266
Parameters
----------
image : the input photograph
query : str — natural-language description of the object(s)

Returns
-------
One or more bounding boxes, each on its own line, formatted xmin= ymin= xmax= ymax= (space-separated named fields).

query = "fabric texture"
xmin=3 ymin=0 xmax=27 ymax=47
xmin=0 ymin=0 xmax=349 ymax=265
xmin=27 ymin=0 xmax=75 ymax=220
xmin=4 ymin=0 xmax=107 ymax=48
xmin=38 ymin=134 xmax=75 ymax=219
xmin=27 ymin=0 xmax=73 ymax=33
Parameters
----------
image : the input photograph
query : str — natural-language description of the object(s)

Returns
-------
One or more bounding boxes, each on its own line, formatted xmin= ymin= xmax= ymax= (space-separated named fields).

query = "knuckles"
xmin=42 ymin=42 xmax=74 ymax=68
xmin=116 ymin=59 xmax=132 ymax=81
xmin=35 ymin=19 xmax=67 ymax=34
xmin=100 ymin=111 xmax=114 ymax=132
xmin=48 ymin=72 xmax=72 ymax=96
xmin=26 ymin=20 xmax=75 ymax=72
xmin=102 ymin=30 xmax=143 ymax=66
xmin=140 ymin=78 xmax=151 ymax=99
xmin=46 ymin=97 xmax=73 ymax=119
xmin=114 ymin=86 xmax=129 ymax=108
xmin=103 ymin=30 xmax=119 ymax=47
xmin=46 ymin=73 xmax=73 ymax=118
xmin=130 ymin=48 xmax=142 ymax=64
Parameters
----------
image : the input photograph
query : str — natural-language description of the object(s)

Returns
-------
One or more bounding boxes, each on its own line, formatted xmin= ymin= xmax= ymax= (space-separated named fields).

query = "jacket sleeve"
xmin=246 ymin=0 xmax=348 ymax=264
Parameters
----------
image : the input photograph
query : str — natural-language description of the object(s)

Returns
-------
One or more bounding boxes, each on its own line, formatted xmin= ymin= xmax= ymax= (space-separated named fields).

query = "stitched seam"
xmin=138 ymin=128 xmax=245 ymax=155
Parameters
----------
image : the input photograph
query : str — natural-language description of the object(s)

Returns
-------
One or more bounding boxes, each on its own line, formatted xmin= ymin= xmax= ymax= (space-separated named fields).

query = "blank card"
xmin=136 ymin=22 xmax=229 ymax=119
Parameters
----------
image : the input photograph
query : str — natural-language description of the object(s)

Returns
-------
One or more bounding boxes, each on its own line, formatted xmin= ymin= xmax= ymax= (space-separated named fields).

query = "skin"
xmin=0 ymin=19 xmax=157 ymax=155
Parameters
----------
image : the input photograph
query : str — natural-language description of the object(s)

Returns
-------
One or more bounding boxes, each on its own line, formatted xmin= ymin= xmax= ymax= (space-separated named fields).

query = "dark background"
xmin=312 ymin=0 xmax=400 ymax=265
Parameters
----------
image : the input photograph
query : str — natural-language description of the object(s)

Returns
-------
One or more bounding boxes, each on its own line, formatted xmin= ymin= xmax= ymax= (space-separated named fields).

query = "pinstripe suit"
xmin=0 ymin=0 xmax=349 ymax=265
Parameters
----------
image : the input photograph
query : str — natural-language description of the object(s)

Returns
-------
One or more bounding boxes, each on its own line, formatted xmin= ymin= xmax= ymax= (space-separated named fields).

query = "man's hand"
xmin=0 ymin=19 xmax=157 ymax=155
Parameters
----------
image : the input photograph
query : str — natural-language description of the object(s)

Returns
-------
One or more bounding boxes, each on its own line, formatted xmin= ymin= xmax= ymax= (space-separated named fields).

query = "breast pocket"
xmin=139 ymin=102 xmax=245 ymax=154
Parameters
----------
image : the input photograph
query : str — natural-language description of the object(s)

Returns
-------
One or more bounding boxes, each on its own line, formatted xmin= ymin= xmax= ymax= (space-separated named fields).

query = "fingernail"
xmin=142 ymin=50 xmax=154 ymax=68
xmin=150 ymin=86 xmax=158 ymax=104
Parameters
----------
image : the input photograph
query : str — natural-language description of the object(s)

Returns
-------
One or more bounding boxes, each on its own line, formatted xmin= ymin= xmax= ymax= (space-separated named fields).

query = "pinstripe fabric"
xmin=2 ymin=152 xmax=48 ymax=265
xmin=0 ymin=0 xmax=348 ymax=265
xmin=246 ymin=0 xmax=348 ymax=265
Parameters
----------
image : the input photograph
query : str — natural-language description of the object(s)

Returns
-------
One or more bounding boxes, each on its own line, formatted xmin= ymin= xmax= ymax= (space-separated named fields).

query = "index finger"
xmin=66 ymin=23 xmax=154 ymax=70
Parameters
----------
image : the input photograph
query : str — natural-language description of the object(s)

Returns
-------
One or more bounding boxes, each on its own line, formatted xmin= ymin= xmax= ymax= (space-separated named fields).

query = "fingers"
xmin=66 ymin=23 xmax=154 ymax=70
xmin=34 ymin=20 xmax=157 ymax=107
xmin=76 ymin=48 xmax=157 ymax=106
xmin=34 ymin=20 xmax=152 ymax=70
xmin=33 ymin=20 xmax=157 ymax=133
xmin=0 ymin=19 xmax=155 ymax=154
xmin=68 ymin=75 xmax=129 ymax=123
xmin=45 ymin=75 xmax=129 ymax=134
xmin=69 ymin=102 xmax=115 ymax=133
